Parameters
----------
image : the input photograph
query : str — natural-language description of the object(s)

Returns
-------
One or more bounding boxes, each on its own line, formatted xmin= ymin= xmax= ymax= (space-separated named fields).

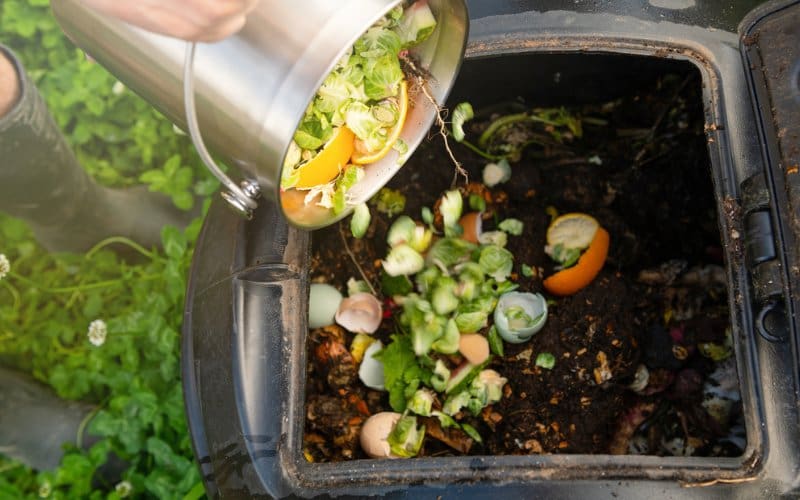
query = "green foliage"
xmin=1 ymin=0 xmax=214 ymax=497
xmin=1 ymin=216 xmax=205 ymax=498
xmin=375 ymin=335 xmax=430 ymax=413
xmin=1 ymin=0 xmax=214 ymax=207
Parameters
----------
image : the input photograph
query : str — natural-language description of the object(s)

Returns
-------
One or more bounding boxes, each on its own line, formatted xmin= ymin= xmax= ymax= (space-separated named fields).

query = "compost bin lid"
xmin=739 ymin=0 xmax=800 ymax=192
xmin=738 ymin=0 xmax=800 ymax=344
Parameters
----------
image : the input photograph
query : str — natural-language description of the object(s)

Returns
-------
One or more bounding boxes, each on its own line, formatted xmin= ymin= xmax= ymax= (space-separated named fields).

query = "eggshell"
xmin=308 ymin=283 xmax=343 ymax=329
xmin=358 ymin=341 xmax=385 ymax=390
xmin=360 ymin=412 xmax=401 ymax=459
xmin=493 ymin=292 xmax=548 ymax=343
xmin=335 ymin=292 xmax=383 ymax=334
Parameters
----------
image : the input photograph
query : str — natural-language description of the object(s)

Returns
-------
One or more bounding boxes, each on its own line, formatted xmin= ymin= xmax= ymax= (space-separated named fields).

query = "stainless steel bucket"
xmin=52 ymin=0 xmax=468 ymax=228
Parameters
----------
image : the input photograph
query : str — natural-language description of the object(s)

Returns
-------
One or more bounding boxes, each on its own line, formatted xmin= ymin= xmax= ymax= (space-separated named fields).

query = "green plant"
xmin=1 ymin=0 xmax=216 ymax=497
xmin=0 ymin=213 xmax=207 ymax=498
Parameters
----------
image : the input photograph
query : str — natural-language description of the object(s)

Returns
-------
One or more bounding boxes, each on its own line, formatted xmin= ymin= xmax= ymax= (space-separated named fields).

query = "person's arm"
xmin=77 ymin=0 xmax=259 ymax=42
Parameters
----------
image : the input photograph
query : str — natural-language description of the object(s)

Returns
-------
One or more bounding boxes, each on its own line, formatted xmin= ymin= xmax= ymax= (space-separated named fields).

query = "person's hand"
xmin=78 ymin=0 xmax=259 ymax=42
xmin=0 ymin=51 xmax=21 ymax=117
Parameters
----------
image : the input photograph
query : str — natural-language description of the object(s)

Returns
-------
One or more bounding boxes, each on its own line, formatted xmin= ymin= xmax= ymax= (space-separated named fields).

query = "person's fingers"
xmin=191 ymin=14 xmax=247 ymax=42
xmin=179 ymin=0 xmax=246 ymax=29
xmin=79 ymin=1 xmax=195 ymax=39
xmin=243 ymin=0 xmax=260 ymax=15
xmin=174 ymin=0 xmax=259 ymax=42
xmin=122 ymin=4 xmax=210 ymax=41
xmin=78 ymin=0 xmax=258 ymax=41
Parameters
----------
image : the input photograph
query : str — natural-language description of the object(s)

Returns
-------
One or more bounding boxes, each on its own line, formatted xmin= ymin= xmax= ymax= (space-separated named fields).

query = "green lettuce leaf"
xmin=451 ymin=102 xmax=474 ymax=142
xmin=355 ymin=26 xmax=403 ymax=59
xmin=478 ymin=245 xmax=514 ymax=282
xmin=364 ymin=55 xmax=404 ymax=100
xmin=394 ymin=1 xmax=437 ymax=48
xmin=387 ymin=415 xmax=425 ymax=457
xmin=350 ymin=203 xmax=371 ymax=238
xmin=375 ymin=335 xmax=430 ymax=412
xmin=293 ymin=117 xmax=332 ymax=151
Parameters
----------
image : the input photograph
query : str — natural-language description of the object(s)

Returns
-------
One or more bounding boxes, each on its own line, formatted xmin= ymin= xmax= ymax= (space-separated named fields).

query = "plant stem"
xmin=478 ymin=112 xmax=528 ymax=147
xmin=582 ymin=116 xmax=609 ymax=127
xmin=85 ymin=236 xmax=161 ymax=262
xmin=1 ymin=279 xmax=20 ymax=310
xmin=339 ymin=224 xmax=379 ymax=298
xmin=0 ymin=460 xmax=23 ymax=474
xmin=415 ymin=75 xmax=468 ymax=187
xmin=459 ymin=140 xmax=504 ymax=161
xmin=76 ymin=401 xmax=105 ymax=449
xmin=9 ymin=271 xmax=161 ymax=294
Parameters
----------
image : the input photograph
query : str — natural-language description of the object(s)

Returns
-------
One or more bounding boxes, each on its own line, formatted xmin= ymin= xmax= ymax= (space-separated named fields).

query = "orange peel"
xmin=294 ymin=126 xmax=356 ymax=189
xmin=543 ymin=227 xmax=610 ymax=296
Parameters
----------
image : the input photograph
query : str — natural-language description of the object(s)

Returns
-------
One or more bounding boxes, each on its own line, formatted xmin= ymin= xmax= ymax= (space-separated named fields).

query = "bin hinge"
xmin=741 ymin=172 xmax=788 ymax=342
xmin=741 ymin=173 xmax=783 ymax=302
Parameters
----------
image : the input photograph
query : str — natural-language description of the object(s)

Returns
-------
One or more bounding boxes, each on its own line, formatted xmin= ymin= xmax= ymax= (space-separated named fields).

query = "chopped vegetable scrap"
xmin=307 ymin=188 xmax=549 ymax=459
xmin=306 ymin=201 xmax=611 ymax=458
xmin=458 ymin=211 xmax=483 ymax=244
xmin=281 ymin=2 xmax=436 ymax=215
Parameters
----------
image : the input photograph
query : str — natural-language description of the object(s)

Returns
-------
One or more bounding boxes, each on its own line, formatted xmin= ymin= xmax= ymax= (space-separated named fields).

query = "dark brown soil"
xmin=304 ymin=71 xmax=743 ymax=461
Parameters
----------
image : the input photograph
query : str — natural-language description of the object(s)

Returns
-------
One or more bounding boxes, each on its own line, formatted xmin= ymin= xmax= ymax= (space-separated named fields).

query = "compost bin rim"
xmin=277 ymin=43 xmax=765 ymax=494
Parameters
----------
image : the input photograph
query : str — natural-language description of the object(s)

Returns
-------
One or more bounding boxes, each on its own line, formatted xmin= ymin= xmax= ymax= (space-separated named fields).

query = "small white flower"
xmin=0 ymin=253 xmax=9 ymax=280
xmin=115 ymin=480 xmax=133 ymax=498
xmin=112 ymin=80 xmax=126 ymax=95
xmin=87 ymin=319 xmax=107 ymax=347
xmin=38 ymin=481 xmax=51 ymax=498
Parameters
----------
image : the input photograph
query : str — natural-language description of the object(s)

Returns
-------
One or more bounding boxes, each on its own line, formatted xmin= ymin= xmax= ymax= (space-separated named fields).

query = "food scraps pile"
xmin=303 ymin=73 xmax=745 ymax=461
xmin=280 ymin=1 xmax=435 ymax=214
xmin=307 ymin=187 xmax=609 ymax=458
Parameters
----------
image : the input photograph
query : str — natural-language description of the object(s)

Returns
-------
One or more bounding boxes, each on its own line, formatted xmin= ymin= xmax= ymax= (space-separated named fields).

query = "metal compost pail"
xmin=52 ymin=0 xmax=468 ymax=228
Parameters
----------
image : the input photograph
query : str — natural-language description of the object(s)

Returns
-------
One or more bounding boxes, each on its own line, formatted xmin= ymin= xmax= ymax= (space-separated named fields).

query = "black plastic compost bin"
xmin=182 ymin=1 xmax=800 ymax=497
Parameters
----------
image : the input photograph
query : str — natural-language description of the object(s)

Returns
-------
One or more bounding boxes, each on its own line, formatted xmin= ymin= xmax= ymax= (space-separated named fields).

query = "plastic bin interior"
xmin=182 ymin=1 xmax=800 ymax=497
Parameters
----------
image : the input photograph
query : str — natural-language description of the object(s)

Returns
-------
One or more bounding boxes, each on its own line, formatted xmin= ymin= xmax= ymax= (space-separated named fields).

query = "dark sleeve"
xmin=0 ymin=45 xmax=192 ymax=252
xmin=0 ymin=44 xmax=91 ymax=226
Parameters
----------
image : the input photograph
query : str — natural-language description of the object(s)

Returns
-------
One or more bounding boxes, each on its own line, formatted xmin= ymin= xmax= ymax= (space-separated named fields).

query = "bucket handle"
xmin=183 ymin=42 xmax=261 ymax=219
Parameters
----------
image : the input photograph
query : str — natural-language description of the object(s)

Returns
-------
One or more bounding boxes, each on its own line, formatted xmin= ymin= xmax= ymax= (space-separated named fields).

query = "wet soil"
xmin=304 ymin=71 xmax=743 ymax=461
